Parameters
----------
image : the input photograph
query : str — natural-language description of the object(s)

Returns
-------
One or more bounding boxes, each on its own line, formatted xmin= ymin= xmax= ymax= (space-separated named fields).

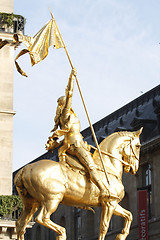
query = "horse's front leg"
xmin=114 ymin=204 xmax=133 ymax=240
xmin=98 ymin=201 xmax=116 ymax=240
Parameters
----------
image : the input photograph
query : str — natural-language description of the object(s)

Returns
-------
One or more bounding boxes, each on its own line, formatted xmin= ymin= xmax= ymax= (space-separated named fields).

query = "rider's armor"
xmin=51 ymin=69 xmax=115 ymax=200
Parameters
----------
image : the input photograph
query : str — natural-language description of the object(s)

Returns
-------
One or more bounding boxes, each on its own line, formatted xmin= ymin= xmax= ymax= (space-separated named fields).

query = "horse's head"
xmin=120 ymin=128 xmax=142 ymax=175
xmin=93 ymin=128 xmax=142 ymax=176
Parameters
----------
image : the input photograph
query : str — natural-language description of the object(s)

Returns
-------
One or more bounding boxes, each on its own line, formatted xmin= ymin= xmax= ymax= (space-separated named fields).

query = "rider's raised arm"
xmin=64 ymin=68 xmax=77 ymax=109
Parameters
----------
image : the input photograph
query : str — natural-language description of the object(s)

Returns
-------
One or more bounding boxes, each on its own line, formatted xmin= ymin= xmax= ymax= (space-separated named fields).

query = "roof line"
xmin=81 ymin=84 xmax=160 ymax=137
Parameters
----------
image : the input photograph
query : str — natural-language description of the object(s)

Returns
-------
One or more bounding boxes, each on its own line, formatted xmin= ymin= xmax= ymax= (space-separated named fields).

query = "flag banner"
xmin=14 ymin=18 xmax=64 ymax=77
xmin=138 ymin=190 xmax=148 ymax=240
xmin=0 ymin=40 xmax=9 ymax=49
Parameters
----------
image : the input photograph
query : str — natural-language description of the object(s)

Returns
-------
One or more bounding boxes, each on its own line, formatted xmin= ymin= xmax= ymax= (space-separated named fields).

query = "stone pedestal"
xmin=0 ymin=219 xmax=34 ymax=240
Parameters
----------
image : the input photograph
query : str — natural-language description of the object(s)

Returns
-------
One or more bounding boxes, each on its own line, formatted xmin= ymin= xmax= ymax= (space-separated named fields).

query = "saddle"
xmin=64 ymin=153 xmax=88 ymax=175
xmin=64 ymin=153 xmax=120 ymax=180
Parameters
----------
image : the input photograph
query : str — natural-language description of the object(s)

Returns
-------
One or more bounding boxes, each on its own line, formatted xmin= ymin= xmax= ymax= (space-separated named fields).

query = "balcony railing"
xmin=0 ymin=12 xmax=25 ymax=34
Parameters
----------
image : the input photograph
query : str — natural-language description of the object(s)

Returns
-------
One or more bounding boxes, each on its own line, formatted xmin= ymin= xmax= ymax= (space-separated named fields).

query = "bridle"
xmin=92 ymin=137 xmax=140 ymax=167
xmin=124 ymin=138 xmax=140 ymax=163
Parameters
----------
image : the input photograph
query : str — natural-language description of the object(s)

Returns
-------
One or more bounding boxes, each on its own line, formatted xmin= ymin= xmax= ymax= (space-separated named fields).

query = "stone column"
xmin=0 ymin=0 xmax=15 ymax=195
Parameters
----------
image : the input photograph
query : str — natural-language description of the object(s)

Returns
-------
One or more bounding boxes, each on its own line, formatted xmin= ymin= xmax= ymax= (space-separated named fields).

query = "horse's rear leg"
xmin=114 ymin=204 xmax=133 ymax=240
xmin=16 ymin=202 xmax=39 ymax=240
xmin=16 ymin=187 xmax=40 ymax=240
xmin=35 ymin=198 xmax=66 ymax=240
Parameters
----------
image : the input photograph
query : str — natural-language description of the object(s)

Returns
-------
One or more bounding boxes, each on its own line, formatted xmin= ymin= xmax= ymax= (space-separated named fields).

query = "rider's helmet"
xmin=57 ymin=96 xmax=66 ymax=107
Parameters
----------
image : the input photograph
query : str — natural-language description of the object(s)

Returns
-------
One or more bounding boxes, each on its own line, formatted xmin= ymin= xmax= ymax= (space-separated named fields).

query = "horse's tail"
xmin=14 ymin=167 xmax=28 ymax=198
xmin=15 ymin=167 xmax=40 ymax=240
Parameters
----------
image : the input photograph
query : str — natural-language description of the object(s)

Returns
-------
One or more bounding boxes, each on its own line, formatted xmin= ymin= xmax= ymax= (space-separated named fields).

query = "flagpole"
xmin=51 ymin=13 xmax=110 ymax=185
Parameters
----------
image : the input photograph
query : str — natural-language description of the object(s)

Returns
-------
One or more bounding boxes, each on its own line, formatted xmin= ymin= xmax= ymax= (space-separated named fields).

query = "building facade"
xmin=13 ymin=84 xmax=160 ymax=240
xmin=0 ymin=1 xmax=25 ymax=239
xmin=0 ymin=0 xmax=15 ymax=195
xmin=0 ymin=0 xmax=24 ymax=195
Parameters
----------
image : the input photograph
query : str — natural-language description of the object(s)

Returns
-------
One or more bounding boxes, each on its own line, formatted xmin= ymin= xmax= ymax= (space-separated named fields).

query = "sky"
xmin=13 ymin=0 xmax=160 ymax=171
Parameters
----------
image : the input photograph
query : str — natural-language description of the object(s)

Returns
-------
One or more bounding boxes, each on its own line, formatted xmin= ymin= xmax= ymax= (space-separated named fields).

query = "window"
xmin=86 ymin=210 xmax=95 ymax=238
xmin=143 ymin=164 xmax=151 ymax=186
xmin=60 ymin=216 xmax=66 ymax=228
xmin=36 ymin=225 xmax=42 ymax=240
xmin=142 ymin=163 xmax=152 ymax=219
xmin=74 ymin=208 xmax=82 ymax=240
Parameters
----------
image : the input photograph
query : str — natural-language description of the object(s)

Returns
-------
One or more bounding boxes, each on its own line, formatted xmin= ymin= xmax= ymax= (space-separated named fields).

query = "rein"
xmin=91 ymin=137 xmax=139 ymax=166
xmin=129 ymin=139 xmax=140 ymax=161
xmin=91 ymin=145 xmax=130 ymax=166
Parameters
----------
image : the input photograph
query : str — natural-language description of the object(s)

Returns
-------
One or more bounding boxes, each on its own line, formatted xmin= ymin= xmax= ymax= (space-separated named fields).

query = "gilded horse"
xmin=14 ymin=128 xmax=142 ymax=240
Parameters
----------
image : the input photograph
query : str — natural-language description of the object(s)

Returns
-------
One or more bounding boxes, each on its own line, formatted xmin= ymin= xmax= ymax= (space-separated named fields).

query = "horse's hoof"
xmin=116 ymin=233 xmax=127 ymax=240
xmin=56 ymin=235 xmax=66 ymax=240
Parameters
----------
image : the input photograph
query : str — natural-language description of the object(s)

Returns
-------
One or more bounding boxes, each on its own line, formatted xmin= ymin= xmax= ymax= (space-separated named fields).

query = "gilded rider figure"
xmin=46 ymin=69 xmax=117 ymax=200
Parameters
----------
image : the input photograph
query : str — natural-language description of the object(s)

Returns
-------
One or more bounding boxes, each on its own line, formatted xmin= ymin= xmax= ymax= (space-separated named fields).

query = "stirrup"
xmin=100 ymin=191 xmax=120 ymax=202
xmin=59 ymin=153 xmax=66 ymax=162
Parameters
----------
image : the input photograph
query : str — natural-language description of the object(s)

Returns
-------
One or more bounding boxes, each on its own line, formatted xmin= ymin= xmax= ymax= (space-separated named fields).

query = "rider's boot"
xmin=90 ymin=169 xmax=120 ymax=201
xmin=100 ymin=184 xmax=120 ymax=202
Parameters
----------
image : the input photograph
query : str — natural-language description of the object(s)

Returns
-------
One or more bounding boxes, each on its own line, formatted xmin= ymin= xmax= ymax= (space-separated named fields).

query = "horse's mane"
xmin=116 ymin=130 xmax=137 ymax=138
xmin=103 ymin=130 xmax=136 ymax=141
xmin=99 ymin=130 xmax=138 ymax=150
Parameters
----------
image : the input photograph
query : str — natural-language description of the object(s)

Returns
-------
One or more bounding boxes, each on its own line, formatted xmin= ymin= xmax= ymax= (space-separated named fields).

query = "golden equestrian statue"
xmin=14 ymin=69 xmax=142 ymax=240
xmin=13 ymin=12 xmax=142 ymax=240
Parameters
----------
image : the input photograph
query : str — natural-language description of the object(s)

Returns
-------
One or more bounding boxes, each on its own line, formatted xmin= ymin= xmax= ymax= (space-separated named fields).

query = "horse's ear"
xmin=135 ymin=127 xmax=143 ymax=136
